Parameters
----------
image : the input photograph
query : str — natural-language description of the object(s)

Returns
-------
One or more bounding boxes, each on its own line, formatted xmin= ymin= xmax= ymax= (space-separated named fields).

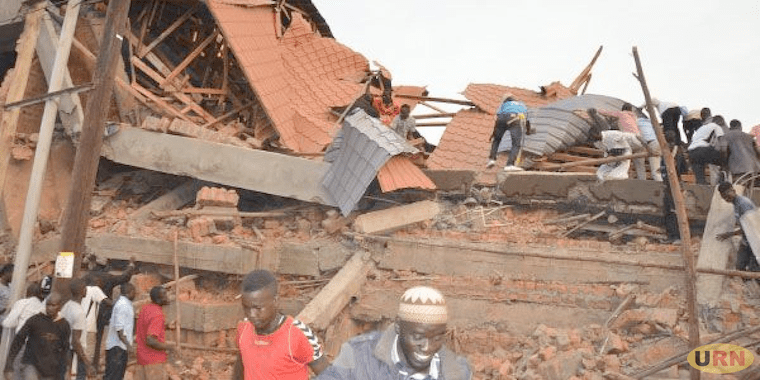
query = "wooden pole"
xmin=394 ymin=94 xmax=475 ymax=107
xmin=58 ymin=0 xmax=132 ymax=279
xmin=632 ymin=46 xmax=699 ymax=380
xmin=541 ymin=151 xmax=650 ymax=171
xmin=173 ymin=232 xmax=183 ymax=357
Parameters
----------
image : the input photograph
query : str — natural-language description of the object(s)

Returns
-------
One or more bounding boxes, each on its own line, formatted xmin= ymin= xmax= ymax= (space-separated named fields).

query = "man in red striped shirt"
xmin=232 ymin=270 xmax=328 ymax=380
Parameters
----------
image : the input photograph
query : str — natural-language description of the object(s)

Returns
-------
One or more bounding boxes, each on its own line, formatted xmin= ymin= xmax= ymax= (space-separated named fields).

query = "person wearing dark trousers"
xmin=487 ymin=96 xmax=530 ymax=171
xmin=687 ymin=119 xmax=724 ymax=184
xmin=717 ymin=182 xmax=759 ymax=272
xmin=103 ymin=283 xmax=136 ymax=380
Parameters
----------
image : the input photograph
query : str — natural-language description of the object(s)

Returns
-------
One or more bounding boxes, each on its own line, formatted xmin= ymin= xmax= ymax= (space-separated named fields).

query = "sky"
xmin=314 ymin=1 xmax=760 ymax=143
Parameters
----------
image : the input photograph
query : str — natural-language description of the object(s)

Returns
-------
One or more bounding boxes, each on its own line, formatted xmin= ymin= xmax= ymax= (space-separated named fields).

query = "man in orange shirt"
xmin=134 ymin=286 xmax=174 ymax=380
xmin=232 ymin=270 xmax=328 ymax=380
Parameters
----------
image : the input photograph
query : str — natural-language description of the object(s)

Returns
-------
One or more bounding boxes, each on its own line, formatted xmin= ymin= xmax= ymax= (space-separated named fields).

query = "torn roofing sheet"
xmin=207 ymin=0 xmax=369 ymax=153
xmin=321 ymin=109 xmax=424 ymax=215
xmin=523 ymin=94 xmax=626 ymax=155
xmin=428 ymin=94 xmax=628 ymax=173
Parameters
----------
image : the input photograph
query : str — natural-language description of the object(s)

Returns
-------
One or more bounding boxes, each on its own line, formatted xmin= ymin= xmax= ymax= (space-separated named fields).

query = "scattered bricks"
xmin=188 ymin=217 xmax=216 ymax=242
xmin=263 ymin=219 xmax=281 ymax=229
xmin=296 ymin=218 xmax=311 ymax=237
xmin=602 ymin=354 xmax=621 ymax=373
xmin=196 ymin=186 xmax=239 ymax=208
xmin=211 ymin=234 xmax=229 ymax=245
xmin=609 ymin=308 xmax=679 ymax=331
xmin=321 ymin=210 xmax=349 ymax=235
xmin=556 ymin=332 xmax=571 ymax=350
xmin=10 ymin=145 xmax=33 ymax=160
xmin=605 ymin=332 xmax=628 ymax=354
xmin=498 ymin=361 xmax=513 ymax=377
xmin=629 ymin=336 xmax=686 ymax=366
xmin=540 ymin=346 xmax=557 ymax=361
xmin=537 ymin=351 xmax=583 ymax=380
xmin=140 ymin=115 xmax=171 ymax=132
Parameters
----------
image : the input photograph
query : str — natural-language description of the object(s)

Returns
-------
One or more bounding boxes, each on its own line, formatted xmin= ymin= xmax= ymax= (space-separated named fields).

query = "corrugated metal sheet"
xmin=322 ymin=109 xmax=421 ymax=215
xmin=523 ymin=94 xmax=626 ymax=156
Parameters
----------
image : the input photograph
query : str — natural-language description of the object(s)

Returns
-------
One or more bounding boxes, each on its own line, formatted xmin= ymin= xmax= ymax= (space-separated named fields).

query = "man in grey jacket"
xmin=316 ymin=286 xmax=471 ymax=380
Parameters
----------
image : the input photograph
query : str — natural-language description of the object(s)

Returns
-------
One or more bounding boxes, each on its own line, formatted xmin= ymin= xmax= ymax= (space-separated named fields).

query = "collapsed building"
xmin=2 ymin=0 xmax=760 ymax=379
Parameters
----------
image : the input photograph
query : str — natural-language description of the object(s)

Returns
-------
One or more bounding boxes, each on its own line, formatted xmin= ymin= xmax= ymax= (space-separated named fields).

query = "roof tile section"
xmin=427 ymin=109 xmax=496 ymax=171
xmin=322 ymin=110 xmax=432 ymax=215
xmin=377 ymin=156 xmax=436 ymax=193
xmin=462 ymin=82 xmax=575 ymax=114
xmin=207 ymin=1 xmax=369 ymax=153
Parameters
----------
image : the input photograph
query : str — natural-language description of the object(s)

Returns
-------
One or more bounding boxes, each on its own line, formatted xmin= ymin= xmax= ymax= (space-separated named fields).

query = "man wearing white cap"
xmin=316 ymin=286 xmax=471 ymax=380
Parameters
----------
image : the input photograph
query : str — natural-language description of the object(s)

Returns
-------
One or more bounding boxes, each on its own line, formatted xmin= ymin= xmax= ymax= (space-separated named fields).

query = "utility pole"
xmin=58 ymin=0 xmax=132 ymax=280
xmin=632 ymin=47 xmax=700 ymax=380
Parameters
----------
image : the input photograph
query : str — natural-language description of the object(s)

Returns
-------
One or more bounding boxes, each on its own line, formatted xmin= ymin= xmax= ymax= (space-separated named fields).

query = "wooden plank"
xmin=162 ymin=29 xmax=219 ymax=87
xmin=296 ymin=251 xmax=374 ymax=331
xmin=0 ymin=1 xmax=45 ymax=215
xmin=138 ymin=4 xmax=198 ymax=58
xmin=394 ymin=94 xmax=475 ymax=106
xmin=566 ymin=145 xmax=604 ymax=157
xmin=548 ymin=152 xmax=592 ymax=162
xmin=353 ymin=200 xmax=441 ymax=234
xmin=180 ymin=88 xmax=227 ymax=95
xmin=131 ymin=82 xmax=193 ymax=122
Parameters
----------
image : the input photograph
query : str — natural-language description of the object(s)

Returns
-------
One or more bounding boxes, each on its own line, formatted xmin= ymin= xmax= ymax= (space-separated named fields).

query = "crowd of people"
xmin=485 ymin=96 xmax=760 ymax=186
xmin=0 ymin=264 xmax=470 ymax=380
xmin=0 ymin=258 xmax=177 ymax=380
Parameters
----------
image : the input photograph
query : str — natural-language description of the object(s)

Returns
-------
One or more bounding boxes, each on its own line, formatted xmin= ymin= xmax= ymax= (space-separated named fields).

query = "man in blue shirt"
xmin=717 ymin=182 xmax=759 ymax=272
xmin=487 ymin=96 xmax=531 ymax=171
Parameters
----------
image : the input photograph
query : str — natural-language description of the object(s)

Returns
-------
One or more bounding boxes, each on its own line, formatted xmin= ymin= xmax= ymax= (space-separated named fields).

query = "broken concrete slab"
xmin=696 ymin=187 xmax=740 ymax=307
xmin=33 ymin=233 xmax=269 ymax=274
xmin=276 ymin=240 xmax=354 ymax=276
xmin=352 ymin=200 xmax=441 ymax=234
xmin=101 ymin=126 xmax=336 ymax=207
xmin=297 ymin=251 xmax=374 ymax=331
xmin=496 ymin=172 xmax=715 ymax=219
xmin=130 ymin=180 xmax=200 ymax=221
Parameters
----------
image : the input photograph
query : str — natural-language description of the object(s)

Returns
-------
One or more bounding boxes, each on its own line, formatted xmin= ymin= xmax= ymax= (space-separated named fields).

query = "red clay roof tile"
xmin=462 ymin=82 xmax=575 ymax=114
xmin=377 ymin=155 xmax=436 ymax=192
xmin=207 ymin=1 xmax=369 ymax=153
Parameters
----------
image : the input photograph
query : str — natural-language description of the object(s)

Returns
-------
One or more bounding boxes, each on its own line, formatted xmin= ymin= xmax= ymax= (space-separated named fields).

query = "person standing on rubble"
xmin=722 ymin=119 xmax=760 ymax=181
xmin=232 ymin=269 xmax=328 ymax=380
xmin=594 ymin=128 xmax=648 ymax=181
xmin=717 ymin=182 xmax=759 ymax=272
xmin=687 ymin=115 xmax=725 ymax=185
xmin=391 ymin=104 xmax=418 ymax=140
xmin=315 ymin=285 xmax=471 ymax=380
xmin=650 ymin=99 xmax=687 ymax=143
xmin=487 ymin=96 xmax=531 ymax=171
xmin=682 ymin=108 xmax=703 ymax=144
xmin=635 ymin=108 xmax=663 ymax=181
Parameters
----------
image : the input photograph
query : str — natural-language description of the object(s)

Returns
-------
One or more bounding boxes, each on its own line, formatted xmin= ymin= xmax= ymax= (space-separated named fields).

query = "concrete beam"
xmin=33 ymin=233 xmax=272 ymax=274
xmin=353 ymin=200 xmax=441 ymax=235
xmin=376 ymin=237 xmax=686 ymax=293
xmin=297 ymin=251 xmax=374 ymax=331
xmin=275 ymin=240 xmax=354 ymax=277
xmin=101 ymin=126 xmax=336 ymax=206
xmin=497 ymin=172 xmax=714 ymax=219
